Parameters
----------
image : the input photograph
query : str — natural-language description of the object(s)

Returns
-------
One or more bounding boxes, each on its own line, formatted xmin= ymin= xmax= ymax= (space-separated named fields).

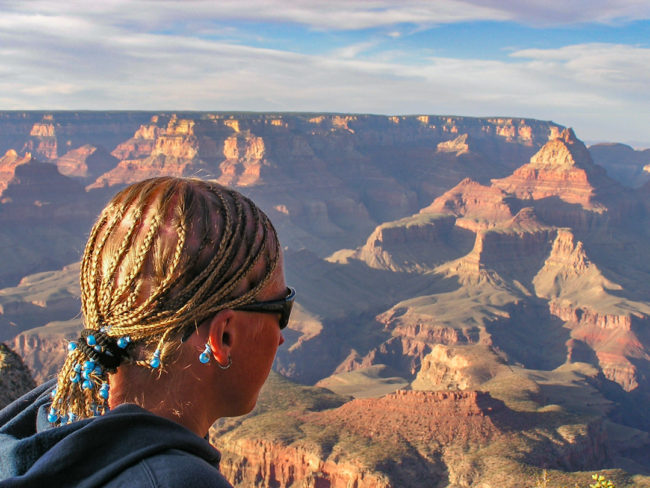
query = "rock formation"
xmin=321 ymin=125 xmax=649 ymax=409
xmin=0 ymin=263 xmax=80 ymax=343
xmin=0 ymin=342 xmax=36 ymax=409
xmin=421 ymin=178 xmax=514 ymax=229
xmin=214 ymin=373 xmax=614 ymax=487
xmin=589 ymin=143 xmax=650 ymax=188
xmin=22 ymin=115 xmax=58 ymax=160
xmin=0 ymin=151 xmax=85 ymax=205
xmin=56 ymin=144 xmax=119 ymax=182
xmin=0 ymin=149 xmax=33 ymax=197
xmin=0 ymin=153 xmax=101 ymax=287
xmin=493 ymin=128 xmax=615 ymax=212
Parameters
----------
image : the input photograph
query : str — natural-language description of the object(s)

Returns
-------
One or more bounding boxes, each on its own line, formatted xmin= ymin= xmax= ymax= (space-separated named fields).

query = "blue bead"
xmin=83 ymin=360 xmax=95 ymax=371
xmin=153 ymin=349 xmax=161 ymax=357
xmin=117 ymin=336 xmax=130 ymax=349
xmin=87 ymin=335 xmax=96 ymax=346
xmin=68 ymin=342 xmax=77 ymax=352
xmin=82 ymin=380 xmax=93 ymax=390
xmin=199 ymin=353 xmax=210 ymax=364
xmin=149 ymin=357 xmax=160 ymax=368
xmin=47 ymin=413 xmax=58 ymax=423
xmin=99 ymin=389 xmax=109 ymax=399
xmin=74 ymin=363 xmax=82 ymax=373
xmin=94 ymin=365 xmax=103 ymax=375
xmin=68 ymin=412 xmax=76 ymax=422
xmin=50 ymin=388 xmax=57 ymax=398
xmin=94 ymin=345 xmax=102 ymax=352
xmin=82 ymin=370 xmax=91 ymax=380
xmin=70 ymin=373 xmax=80 ymax=383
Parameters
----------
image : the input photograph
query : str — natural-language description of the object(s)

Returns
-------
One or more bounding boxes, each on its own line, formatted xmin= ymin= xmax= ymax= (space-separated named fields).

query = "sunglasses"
xmin=233 ymin=286 xmax=295 ymax=330
xmin=181 ymin=286 xmax=296 ymax=342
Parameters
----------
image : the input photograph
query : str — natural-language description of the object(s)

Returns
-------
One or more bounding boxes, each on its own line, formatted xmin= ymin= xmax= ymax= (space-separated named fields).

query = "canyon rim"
xmin=0 ymin=111 xmax=649 ymax=488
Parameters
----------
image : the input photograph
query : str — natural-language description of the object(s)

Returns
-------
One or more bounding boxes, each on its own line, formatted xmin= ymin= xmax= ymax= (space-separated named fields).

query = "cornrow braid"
xmin=50 ymin=177 xmax=280 ymax=425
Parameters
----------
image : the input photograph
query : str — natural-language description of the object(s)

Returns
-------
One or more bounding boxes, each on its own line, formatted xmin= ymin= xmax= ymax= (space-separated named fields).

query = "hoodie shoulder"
xmin=101 ymin=449 xmax=233 ymax=488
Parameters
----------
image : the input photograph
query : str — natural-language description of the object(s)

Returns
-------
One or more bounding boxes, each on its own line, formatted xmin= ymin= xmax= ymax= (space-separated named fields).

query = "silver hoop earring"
xmin=217 ymin=354 xmax=232 ymax=370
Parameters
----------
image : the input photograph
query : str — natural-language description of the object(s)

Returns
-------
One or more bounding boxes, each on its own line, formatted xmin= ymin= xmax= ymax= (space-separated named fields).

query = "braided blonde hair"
xmin=49 ymin=177 xmax=279 ymax=423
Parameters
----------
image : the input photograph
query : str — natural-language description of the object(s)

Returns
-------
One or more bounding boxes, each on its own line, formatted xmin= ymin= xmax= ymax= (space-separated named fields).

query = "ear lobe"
xmin=207 ymin=309 xmax=235 ymax=366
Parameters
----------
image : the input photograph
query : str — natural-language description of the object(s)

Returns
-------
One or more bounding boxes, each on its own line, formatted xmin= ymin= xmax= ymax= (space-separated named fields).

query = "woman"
xmin=0 ymin=177 xmax=294 ymax=487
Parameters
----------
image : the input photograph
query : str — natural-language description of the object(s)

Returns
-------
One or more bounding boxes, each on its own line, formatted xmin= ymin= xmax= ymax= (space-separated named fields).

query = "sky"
xmin=0 ymin=1 xmax=649 ymax=147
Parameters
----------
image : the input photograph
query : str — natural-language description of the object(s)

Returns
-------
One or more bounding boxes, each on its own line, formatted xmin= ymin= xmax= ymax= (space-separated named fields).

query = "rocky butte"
xmin=0 ymin=112 xmax=648 ymax=487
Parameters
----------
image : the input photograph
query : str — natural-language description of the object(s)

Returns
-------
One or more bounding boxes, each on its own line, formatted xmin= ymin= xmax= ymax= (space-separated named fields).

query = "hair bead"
xmin=99 ymin=383 xmax=110 ymax=400
xmin=68 ymin=342 xmax=77 ymax=352
xmin=149 ymin=349 xmax=161 ymax=369
xmin=47 ymin=408 xmax=58 ymax=423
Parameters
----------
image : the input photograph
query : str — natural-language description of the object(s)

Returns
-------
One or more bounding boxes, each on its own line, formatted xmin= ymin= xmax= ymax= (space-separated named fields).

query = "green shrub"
xmin=534 ymin=471 xmax=616 ymax=488
xmin=590 ymin=474 xmax=615 ymax=488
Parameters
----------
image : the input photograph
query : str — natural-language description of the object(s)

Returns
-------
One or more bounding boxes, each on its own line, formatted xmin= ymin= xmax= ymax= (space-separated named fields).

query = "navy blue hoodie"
xmin=0 ymin=380 xmax=233 ymax=487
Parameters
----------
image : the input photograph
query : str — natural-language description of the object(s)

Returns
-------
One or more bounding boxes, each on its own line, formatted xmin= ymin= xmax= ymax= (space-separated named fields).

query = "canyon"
xmin=0 ymin=112 xmax=648 ymax=487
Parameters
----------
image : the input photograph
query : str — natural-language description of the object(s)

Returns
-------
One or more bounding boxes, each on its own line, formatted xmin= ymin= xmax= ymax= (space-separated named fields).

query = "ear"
xmin=206 ymin=309 xmax=236 ymax=367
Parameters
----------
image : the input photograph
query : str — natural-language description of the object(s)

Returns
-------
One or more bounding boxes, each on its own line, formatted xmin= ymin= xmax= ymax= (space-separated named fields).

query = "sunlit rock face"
xmin=492 ymin=128 xmax=613 ymax=210
xmin=0 ymin=149 xmax=33 ymax=196
xmin=23 ymin=116 xmax=58 ymax=161
xmin=56 ymin=145 xmax=119 ymax=183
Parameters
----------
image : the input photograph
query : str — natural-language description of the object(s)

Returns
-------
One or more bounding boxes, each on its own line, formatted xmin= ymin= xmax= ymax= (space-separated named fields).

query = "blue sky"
xmin=0 ymin=1 xmax=649 ymax=146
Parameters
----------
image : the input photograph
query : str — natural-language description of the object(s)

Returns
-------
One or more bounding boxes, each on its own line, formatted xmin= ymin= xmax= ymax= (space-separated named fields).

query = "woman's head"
xmin=50 ymin=177 xmax=283 ymax=423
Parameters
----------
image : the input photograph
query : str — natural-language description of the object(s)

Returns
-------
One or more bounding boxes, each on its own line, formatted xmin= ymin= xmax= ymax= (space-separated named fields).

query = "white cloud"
xmin=0 ymin=1 xmax=505 ymax=31
xmin=330 ymin=41 xmax=379 ymax=59
xmin=511 ymin=43 xmax=650 ymax=94
xmin=3 ymin=0 xmax=648 ymax=32
xmin=468 ymin=0 xmax=650 ymax=25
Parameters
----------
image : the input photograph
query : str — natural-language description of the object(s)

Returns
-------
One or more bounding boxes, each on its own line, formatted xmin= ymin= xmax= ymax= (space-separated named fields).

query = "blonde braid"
xmin=101 ymin=206 xmax=144 ymax=311
xmin=102 ymin=213 xmax=163 ymax=327
xmin=163 ymin=189 xmax=239 ymax=315
xmin=50 ymin=177 xmax=281 ymax=424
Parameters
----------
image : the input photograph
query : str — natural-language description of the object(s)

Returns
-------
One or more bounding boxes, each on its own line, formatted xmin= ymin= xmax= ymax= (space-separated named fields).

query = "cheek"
xmin=243 ymin=322 xmax=281 ymax=372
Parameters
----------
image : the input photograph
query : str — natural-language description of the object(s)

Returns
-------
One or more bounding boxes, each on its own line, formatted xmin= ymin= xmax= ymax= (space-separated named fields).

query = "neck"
xmin=109 ymin=363 xmax=214 ymax=437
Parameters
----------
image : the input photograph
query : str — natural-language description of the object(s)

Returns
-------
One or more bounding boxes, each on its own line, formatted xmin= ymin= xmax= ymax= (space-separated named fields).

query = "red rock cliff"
xmin=493 ymin=128 xmax=611 ymax=210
